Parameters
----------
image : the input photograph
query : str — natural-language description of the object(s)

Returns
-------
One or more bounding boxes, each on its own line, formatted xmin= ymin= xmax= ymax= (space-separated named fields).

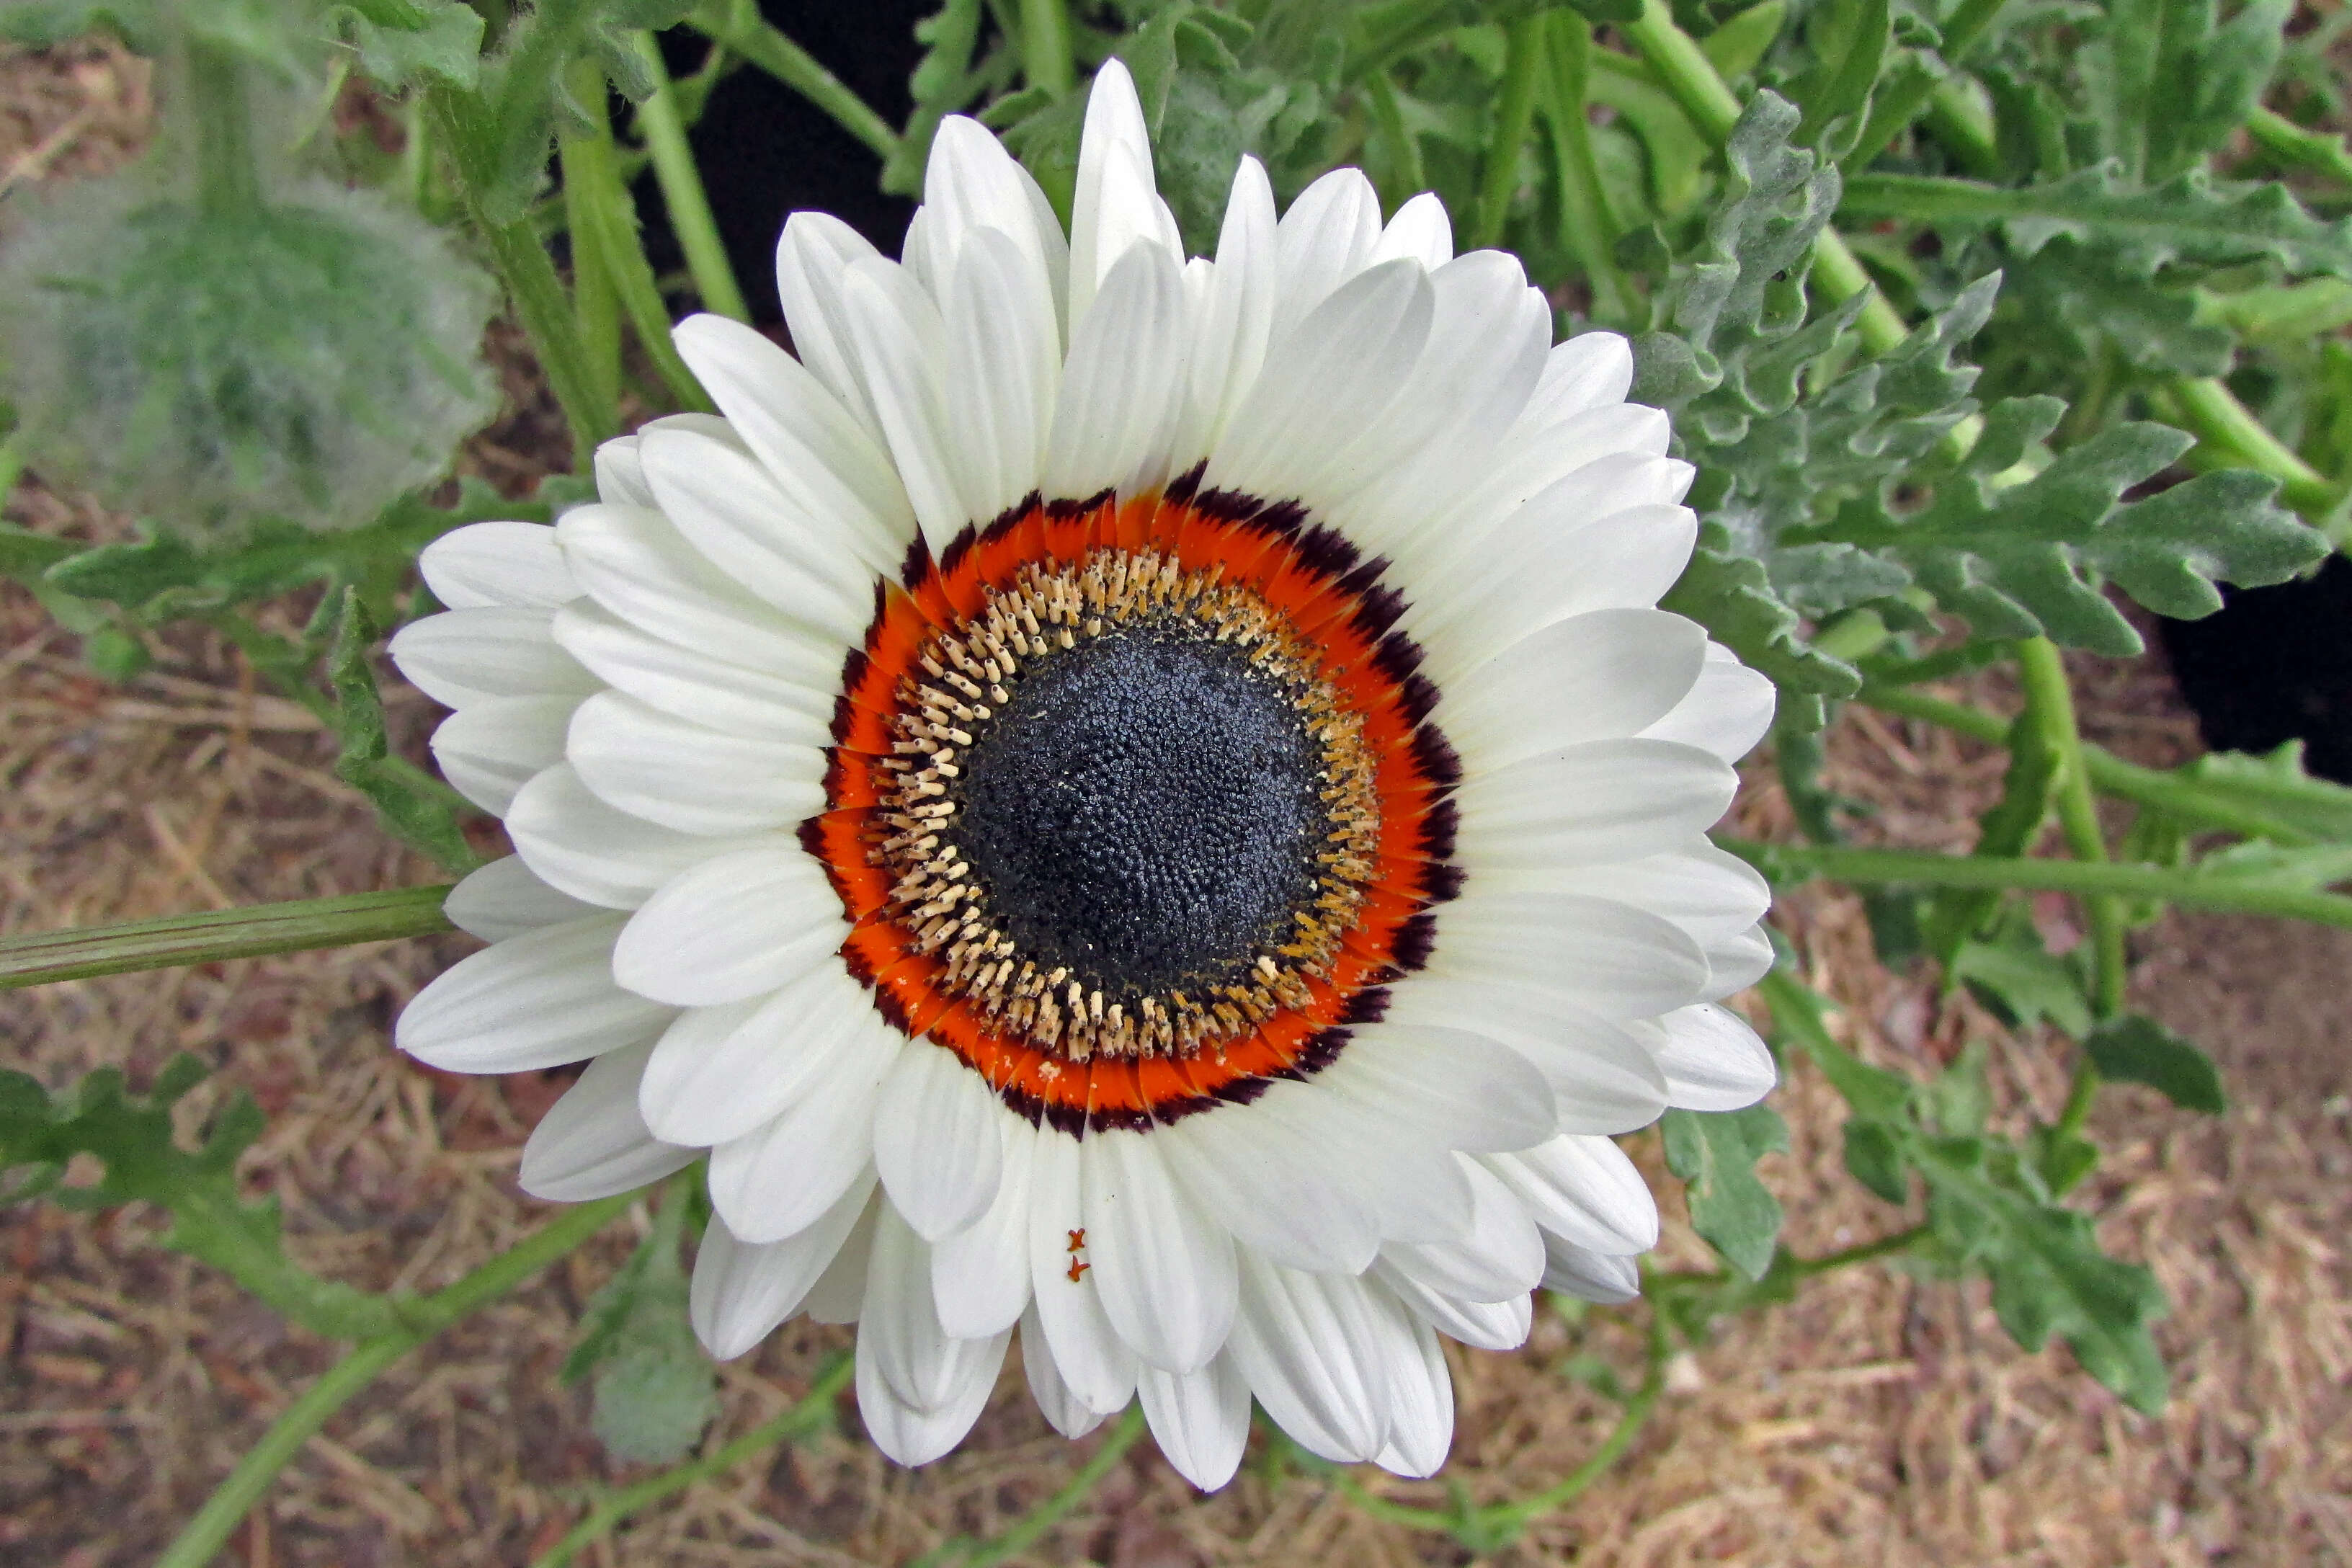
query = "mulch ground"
xmin=3 ymin=36 xmax=2348 ymax=1568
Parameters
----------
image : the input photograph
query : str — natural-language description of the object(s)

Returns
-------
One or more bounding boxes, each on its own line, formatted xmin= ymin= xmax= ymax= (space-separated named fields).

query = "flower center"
xmin=865 ymin=547 xmax=1381 ymax=1061
xmin=952 ymin=625 xmax=1327 ymax=999
xmin=811 ymin=483 xmax=1460 ymax=1130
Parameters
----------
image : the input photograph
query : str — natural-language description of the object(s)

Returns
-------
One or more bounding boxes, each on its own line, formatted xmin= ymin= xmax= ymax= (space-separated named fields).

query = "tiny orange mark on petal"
xmin=1066 ymin=1228 xmax=1087 ymax=1253
xmin=1066 ymin=1257 xmax=1090 ymax=1283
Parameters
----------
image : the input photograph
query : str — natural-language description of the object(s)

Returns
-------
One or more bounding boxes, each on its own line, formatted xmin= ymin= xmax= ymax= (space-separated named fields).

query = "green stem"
xmin=628 ymin=32 xmax=752 ymax=324
xmin=2017 ymin=637 xmax=2127 ymax=1018
xmin=431 ymin=92 xmax=615 ymax=458
xmin=1543 ymin=14 xmax=1635 ymax=323
xmin=1019 ymin=0 xmax=1077 ymax=98
xmin=1843 ymin=0 xmax=2012 ymax=171
xmin=688 ymin=3 xmax=899 ymax=161
xmin=158 ymin=1193 xmax=641 ymax=1568
xmin=1620 ymin=0 xmax=1910 ymax=354
xmin=184 ymin=32 xmax=262 ymax=213
xmin=1790 ymin=1224 xmax=1927 ymax=1275
xmin=0 ymin=884 xmax=456 ymax=989
xmin=2247 ymin=105 xmax=2352 ymax=189
xmin=1471 ymin=15 xmax=1546 ymax=251
xmin=1724 ymin=838 xmax=2352 ymax=929
xmin=558 ymin=61 xmax=625 ymax=422
xmin=562 ymin=57 xmax=714 ymax=415
xmin=1860 ymin=682 xmax=2320 ymax=843
xmin=530 ymin=1353 xmax=857 ymax=1568
xmin=917 ymin=1404 xmax=1149 ymax=1567
xmin=1364 ymin=71 xmax=1426 ymax=197
xmin=2149 ymin=376 xmax=2340 ymax=526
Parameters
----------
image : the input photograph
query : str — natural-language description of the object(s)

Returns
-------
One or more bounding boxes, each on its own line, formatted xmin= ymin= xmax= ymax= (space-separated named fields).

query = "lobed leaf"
xmin=1662 ymin=1103 xmax=1791 ymax=1280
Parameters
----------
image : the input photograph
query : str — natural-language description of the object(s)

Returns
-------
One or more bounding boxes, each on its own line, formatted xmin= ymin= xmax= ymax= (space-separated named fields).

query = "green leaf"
xmin=1840 ymin=167 xmax=2352 ymax=281
xmin=2083 ymin=1015 xmax=2225 ymax=1114
xmin=1661 ymin=1104 xmax=1789 ymax=1280
xmin=1923 ymin=707 xmax=2056 ymax=963
xmin=0 ymin=0 xmax=159 ymax=48
xmin=2178 ymin=743 xmax=2352 ymax=843
xmin=325 ymin=0 xmax=486 ymax=91
xmin=1660 ymin=523 xmax=1861 ymax=734
xmin=2077 ymin=0 xmax=2291 ymax=182
xmin=0 ymin=1058 xmax=401 ymax=1339
xmin=1948 ymin=921 xmax=2095 ymax=1038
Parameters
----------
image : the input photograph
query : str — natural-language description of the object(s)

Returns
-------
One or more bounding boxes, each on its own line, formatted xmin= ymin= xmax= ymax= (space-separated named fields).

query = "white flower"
xmin=391 ymin=61 xmax=1779 ymax=1489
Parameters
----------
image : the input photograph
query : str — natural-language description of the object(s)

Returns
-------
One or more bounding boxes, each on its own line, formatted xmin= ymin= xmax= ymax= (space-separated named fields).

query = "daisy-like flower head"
xmin=392 ymin=61 xmax=1778 ymax=1488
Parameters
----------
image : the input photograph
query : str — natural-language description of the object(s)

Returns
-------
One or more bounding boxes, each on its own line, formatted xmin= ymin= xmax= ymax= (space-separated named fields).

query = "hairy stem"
xmin=1843 ymin=0 xmax=2013 ymax=171
xmin=1472 ymin=14 xmax=1547 ymax=251
xmin=628 ymin=31 xmax=752 ymax=324
xmin=184 ymin=32 xmax=262 ymax=214
xmin=1020 ymin=0 xmax=1077 ymax=98
xmin=559 ymin=59 xmax=626 ymax=419
xmin=530 ymin=1353 xmax=857 ymax=1568
xmin=2150 ymin=376 xmax=2340 ymax=527
xmin=0 ymin=885 xmax=456 ymax=989
xmin=1724 ymin=839 xmax=2352 ymax=929
xmin=158 ymin=1193 xmax=641 ymax=1568
xmin=2247 ymin=105 xmax=2352 ymax=189
xmin=1858 ymin=682 xmax=2320 ymax=843
xmin=1543 ymin=12 xmax=1636 ymax=321
xmin=2016 ymin=637 xmax=2128 ymax=1019
xmin=690 ymin=3 xmax=900 ymax=161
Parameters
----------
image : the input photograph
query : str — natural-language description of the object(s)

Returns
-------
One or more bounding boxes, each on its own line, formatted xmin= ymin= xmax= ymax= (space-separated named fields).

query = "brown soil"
xmin=4 ymin=37 xmax=2349 ymax=1568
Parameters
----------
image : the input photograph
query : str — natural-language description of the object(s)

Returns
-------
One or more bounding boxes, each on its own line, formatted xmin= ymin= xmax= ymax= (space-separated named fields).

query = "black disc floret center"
xmin=948 ymin=624 xmax=1329 ymax=1002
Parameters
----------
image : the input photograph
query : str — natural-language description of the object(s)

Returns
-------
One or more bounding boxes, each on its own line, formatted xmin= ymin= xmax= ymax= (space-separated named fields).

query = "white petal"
xmin=803 ymin=1193 xmax=881 ymax=1324
xmin=1207 ymin=258 xmax=1432 ymax=507
xmin=1439 ymin=610 xmax=1709 ymax=777
xmin=670 ymin=313 xmax=912 ymax=574
xmin=1247 ymin=1079 xmax=1474 ymax=1244
xmin=1484 ymin=1134 xmax=1660 ymax=1255
xmin=873 ymin=1042 xmax=1007 ymax=1242
xmin=1371 ymin=1301 xmax=1453 ymax=1479
xmin=1043 ymin=240 xmax=1190 ymax=500
xmin=1270 ymin=167 xmax=1381 ymax=337
xmin=942 ymin=224 xmax=1061 ymax=520
xmin=1520 ymin=331 xmax=1635 ymax=429
xmin=707 ymin=1028 xmax=901 ymax=1244
xmin=1378 ymin=976 xmax=1667 ymax=1136
xmin=1139 ymin=1353 xmax=1252 ymax=1492
xmin=1542 ymin=1236 xmax=1642 ymax=1303
xmin=932 ymin=1112 xmax=1035 ymax=1338
xmin=1373 ymin=1265 xmax=1532 ymax=1351
xmin=610 ymin=843 xmax=846 ymax=1007
xmin=1431 ymin=891 xmax=1712 ymax=1019
xmin=418 ymin=521 xmax=576 ymax=610
xmin=594 ymin=435 xmax=654 ymax=508
xmin=1648 ymin=1002 xmax=1779 ymax=1112
xmin=390 ymin=607 xmax=595 ymax=710
xmin=1320 ymin=1023 xmax=1557 ymax=1153
xmin=517 ymin=1039 xmax=698 ymax=1200
xmin=1368 ymin=192 xmax=1453 ymax=269
xmin=507 ymin=762 xmax=764 ymax=910
xmin=1550 ymin=841 xmax=1773 ymax=942
xmin=1227 ymin=1256 xmax=1391 ymax=1464
xmin=1157 ymin=1105 xmax=1381 ymax=1275
xmin=922 ymin=117 xmax=1068 ymax=331
xmin=555 ymin=504 xmax=845 ymax=694
xmin=1021 ymin=1309 xmax=1111 ymax=1439
xmin=1702 ymin=922 xmax=1777 ymax=999
xmin=396 ymin=914 xmax=672 ymax=1074
xmin=1453 ymin=739 xmax=1740 ymax=875
xmin=443 ymin=854 xmax=602 ymax=943
xmin=568 ymin=690 xmax=825 ymax=837
xmin=775 ymin=211 xmax=889 ymax=442
xmin=856 ymin=1205 xmax=1011 ymax=1466
xmin=1172 ymin=156 xmax=1278 ymax=463
xmin=636 ymin=424 xmax=877 ymax=644
xmin=1082 ymin=1128 xmax=1238 ymax=1373
xmin=1376 ymin=1157 xmax=1547 ymax=1304
xmin=1069 ymin=58 xmax=1179 ymax=325
xmin=1027 ymin=1127 xmax=1138 ymax=1414
xmin=840 ymin=255 xmax=975 ymax=551
xmin=638 ymin=961 xmax=884 ymax=1146
xmin=553 ymin=600 xmax=835 ymax=739
xmin=429 ymin=694 xmax=576 ymax=815
xmin=1639 ymin=642 xmax=1777 ymax=762
xmin=690 ymin=1175 xmax=877 ymax=1360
